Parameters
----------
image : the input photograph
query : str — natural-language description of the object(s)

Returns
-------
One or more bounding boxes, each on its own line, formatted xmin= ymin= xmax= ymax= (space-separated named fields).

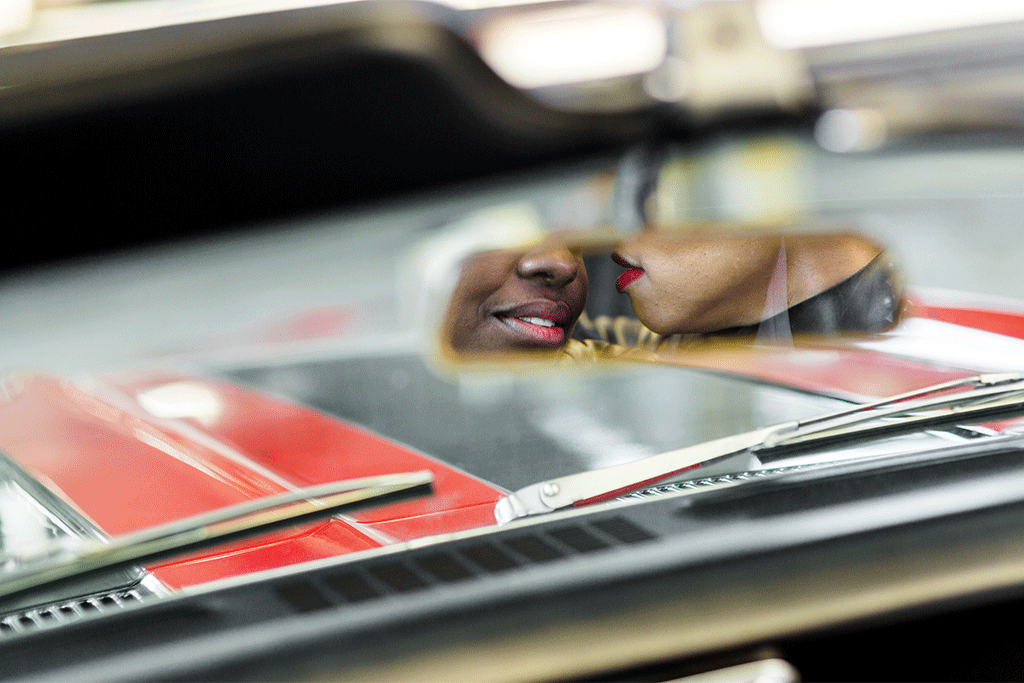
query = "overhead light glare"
xmin=0 ymin=0 xmax=33 ymax=36
xmin=477 ymin=3 xmax=667 ymax=90
xmin=757 ymin=0 xmax=1024 ymax=49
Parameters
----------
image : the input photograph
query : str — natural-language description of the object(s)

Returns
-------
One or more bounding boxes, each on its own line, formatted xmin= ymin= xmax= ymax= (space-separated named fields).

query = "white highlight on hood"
xmin=136 ymin=381 xmax=224 ymax=426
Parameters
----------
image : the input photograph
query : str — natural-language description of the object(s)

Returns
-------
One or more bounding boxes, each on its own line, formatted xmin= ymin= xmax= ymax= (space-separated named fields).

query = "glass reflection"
xmin=441 ymin=229 xmax=904 ymax=360
xmin=606 ymin=231 xmax=901 ymax=337
xmin=442 ymin=236 xmax=588 ymax=355
xmin=0 ymin=481 xmax=79 ymax=574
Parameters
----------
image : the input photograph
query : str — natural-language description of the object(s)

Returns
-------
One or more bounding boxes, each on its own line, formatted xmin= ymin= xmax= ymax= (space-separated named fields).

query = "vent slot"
xmin=413 ymin=552 xmax=474 ymax=583
xmin=0 ymin=588 xmax=149 ymax=638
xmin=545 ymin=525 xmax=609 ymax=554
xmin=458 ymin=543 xmax=520 ymax=573
xmin=275 ymin=583 xmax=332 ymax=614
xmin=591 ymin=517 xmax=658 ymax=544
xmin=323 ymin=571 xmax=382 ymax=603
xmin=275 ymin=515 xmax=659 ymax=617
xmin=368 ymin=562 xmax=429 ymax=593
xmin=501 ymin=534 xmax=565 ymax=563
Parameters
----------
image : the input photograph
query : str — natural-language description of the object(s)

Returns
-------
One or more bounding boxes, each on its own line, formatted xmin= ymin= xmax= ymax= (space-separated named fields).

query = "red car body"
xmin=2 ymin=287 xmax=1022 ymax=592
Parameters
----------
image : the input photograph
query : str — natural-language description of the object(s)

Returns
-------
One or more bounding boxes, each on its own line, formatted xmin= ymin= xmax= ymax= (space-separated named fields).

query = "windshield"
xmin=224 ymin=352 xmax=850 ymax=491
xmin=5 ymin=0 xmax=1024 ymax=623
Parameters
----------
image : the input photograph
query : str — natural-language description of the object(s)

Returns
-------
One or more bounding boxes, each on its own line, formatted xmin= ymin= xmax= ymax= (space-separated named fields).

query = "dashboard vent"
xmin=0 ymin=588 xmax=149 ymax=638
xmin=276 ymin=515 xmax=656 ymax=615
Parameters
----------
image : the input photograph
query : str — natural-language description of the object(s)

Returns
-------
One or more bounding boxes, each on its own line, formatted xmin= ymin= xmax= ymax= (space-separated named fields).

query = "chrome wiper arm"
xmin=496 ymin=373 xmax=1024 ymax=523
xmin=766 ymin=372 xmax=1024 ymax=450
xmin=495 ymin=425 xmax=788 ymax=523
xmin=0 ymin=471 xmax=433 ymax=603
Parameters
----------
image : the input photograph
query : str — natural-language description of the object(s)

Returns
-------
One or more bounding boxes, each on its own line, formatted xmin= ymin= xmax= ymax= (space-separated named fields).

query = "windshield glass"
xmin=225 ymin=352 xmax=849 ymax=491
xmin=5 ymin=0 xmax=1024 ymax=616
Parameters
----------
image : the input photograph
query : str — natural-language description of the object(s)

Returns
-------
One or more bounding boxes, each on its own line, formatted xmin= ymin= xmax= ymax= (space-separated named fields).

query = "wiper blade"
xmin=0 ymin=471 xmax=433 ymax=603
xmin=496 ymin=373 xmax=1024 ymax=522
xmin=767 ymin=372 xmax=1024 ymax=449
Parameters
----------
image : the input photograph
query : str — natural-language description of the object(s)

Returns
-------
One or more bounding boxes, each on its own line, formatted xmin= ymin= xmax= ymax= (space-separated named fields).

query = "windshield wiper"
xmin=496 ymin=372 xmax=1024 ymax=522
xmin=0 ymin=471 xmax=432 ymax=603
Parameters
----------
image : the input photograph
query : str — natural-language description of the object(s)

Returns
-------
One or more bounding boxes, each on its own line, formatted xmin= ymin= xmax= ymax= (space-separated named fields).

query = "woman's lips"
xmin=497 ymin=316 xmax=565 ymax=345
xmin=491 ymin=300 xmax=572 ymax=347
xmin=612 ymin=252 xmax=645 ymax=292
xmin=615 ymin=269 xmax=645 ymax=292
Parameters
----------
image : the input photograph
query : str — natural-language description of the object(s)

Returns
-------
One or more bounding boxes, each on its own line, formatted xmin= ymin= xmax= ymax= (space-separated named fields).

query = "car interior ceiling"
xmin=1 ymin=8 xmax=665 ymax=276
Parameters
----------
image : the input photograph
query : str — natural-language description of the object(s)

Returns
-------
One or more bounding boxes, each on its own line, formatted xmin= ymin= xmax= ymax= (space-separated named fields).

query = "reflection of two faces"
xmin=446 ymin=232 xmax=885 ymax=352
xmin=446 ymin=239 xmax=588 ymax=353
xmin=445 ymin=233 xmax=791 ymax=352
xmin=443 ymin=232 xmax=724 ymax=353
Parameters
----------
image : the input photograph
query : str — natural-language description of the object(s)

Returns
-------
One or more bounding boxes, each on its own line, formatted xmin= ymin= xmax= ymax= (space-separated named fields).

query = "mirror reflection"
xmin=443 ymin=236 xmax=589 ymax=355
xmin=441 ymin=229 xmax=904 ymax=360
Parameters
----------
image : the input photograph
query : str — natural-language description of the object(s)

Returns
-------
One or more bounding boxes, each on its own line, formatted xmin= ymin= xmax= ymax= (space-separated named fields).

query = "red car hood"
xmin=0 ymin=372 xmax=502 ymax=589
xmin=640 ymin=291 xmax=1024 ymax=402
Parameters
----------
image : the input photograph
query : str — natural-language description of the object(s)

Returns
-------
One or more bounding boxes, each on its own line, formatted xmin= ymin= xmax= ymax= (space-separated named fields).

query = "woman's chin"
xmin=628 ymin=301 xmax=677 ymax=336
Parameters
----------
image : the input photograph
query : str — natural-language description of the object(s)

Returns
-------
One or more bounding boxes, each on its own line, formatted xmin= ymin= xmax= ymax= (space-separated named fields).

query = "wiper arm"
xmin=496 ymin=373 xmax=1024 ymax=523
xmin=768 ymin=372 xmax=1024 ymax=448
xmin=0 ymin=471 xmax=432 ymax=603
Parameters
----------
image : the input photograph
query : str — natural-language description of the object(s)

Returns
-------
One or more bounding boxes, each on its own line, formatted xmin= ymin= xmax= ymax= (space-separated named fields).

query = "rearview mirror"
xmin=438 ymin=229 xmax=903 ymax=361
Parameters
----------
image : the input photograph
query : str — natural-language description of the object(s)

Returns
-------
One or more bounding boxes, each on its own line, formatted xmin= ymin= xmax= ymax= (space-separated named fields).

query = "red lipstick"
xmin=491 ymin=300 xmax=573 ymax=347
xmin=612 ymin=252 xmax=645 ymax=293
xmin=498 ymin=316 xmax=565 ymax=345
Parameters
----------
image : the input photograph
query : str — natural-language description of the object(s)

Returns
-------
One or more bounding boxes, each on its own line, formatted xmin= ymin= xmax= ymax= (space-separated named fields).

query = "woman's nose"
xmin=516 ymin=246 xmax=580 ymax=287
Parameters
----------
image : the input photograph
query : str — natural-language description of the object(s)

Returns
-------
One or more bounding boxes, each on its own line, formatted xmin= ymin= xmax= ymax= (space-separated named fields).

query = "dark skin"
xmin=612 ymin=232 xmax=885 ymax=335
xmin=444 ymin=238 xmax=588 ymax=355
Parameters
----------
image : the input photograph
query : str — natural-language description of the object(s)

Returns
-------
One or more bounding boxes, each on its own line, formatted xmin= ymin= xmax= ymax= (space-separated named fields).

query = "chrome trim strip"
xmin=0 ymin=471 xmax=433 ymax=603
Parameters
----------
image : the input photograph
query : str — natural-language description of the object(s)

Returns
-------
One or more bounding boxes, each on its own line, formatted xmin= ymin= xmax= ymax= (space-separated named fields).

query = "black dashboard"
xmin=2 ymin=436 xmax=1024 ymax=680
